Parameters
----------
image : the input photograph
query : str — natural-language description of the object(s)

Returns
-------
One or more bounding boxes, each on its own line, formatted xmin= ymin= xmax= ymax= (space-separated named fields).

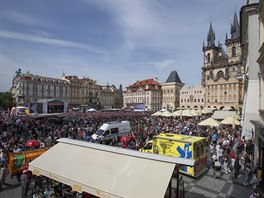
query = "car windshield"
xmin=96 ymin=129 xmax=104 ymax=136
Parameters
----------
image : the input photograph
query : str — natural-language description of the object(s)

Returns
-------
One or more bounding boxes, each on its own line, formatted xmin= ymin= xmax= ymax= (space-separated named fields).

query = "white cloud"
xmin=152 ymin=59 xmax=177 ymax=71
xmin=88 ymin=0 xmax=190 ymax=51
xmin=2 ymin=10 xmax=54 ymax=28
xmin=0 ymin=30 xmax=109 ymax=54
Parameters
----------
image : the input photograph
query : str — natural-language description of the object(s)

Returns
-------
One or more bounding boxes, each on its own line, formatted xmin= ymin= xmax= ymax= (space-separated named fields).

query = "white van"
xmin=92 ymin=121 xmax=131 ymax=141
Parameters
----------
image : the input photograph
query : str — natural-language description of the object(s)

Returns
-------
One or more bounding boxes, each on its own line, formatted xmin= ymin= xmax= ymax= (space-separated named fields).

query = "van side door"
xmin=111 ymin=128 xmax=119 ymax=136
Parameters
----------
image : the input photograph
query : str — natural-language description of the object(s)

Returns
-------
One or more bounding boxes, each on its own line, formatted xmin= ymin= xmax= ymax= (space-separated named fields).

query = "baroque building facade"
xmin=161 ymin=71 xmax=184 ymax=111
xmin=11 ymin=69 xmax=122 ymax=109
xmin=180 ymin=85 xmax=205 ymax=109
xmin=100 ymin=84 xmax=123 ymax=109
xmin=79 ymin=77 xmax=100 ymax=108
xmin=11 ymin=69 xmax=70 ymax=106
xmin=123 ymin=78 xmax=162 ymax=111
xmin=202 ymin=13 xmax=244 ymax=111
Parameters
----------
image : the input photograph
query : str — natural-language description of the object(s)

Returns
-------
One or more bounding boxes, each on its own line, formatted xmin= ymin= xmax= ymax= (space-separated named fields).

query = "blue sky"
xmin=0 ymin=0 xmax=246 ymax=92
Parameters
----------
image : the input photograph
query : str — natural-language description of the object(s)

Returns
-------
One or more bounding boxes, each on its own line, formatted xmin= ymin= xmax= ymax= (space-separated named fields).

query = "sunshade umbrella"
xmin=172 ymin=110 xmax=183 ymax=117
xmin=182 ymin=110 xmax=199 ymax=117
xmin=120 ymin=135 xmax=131 ymax=143
xmin=161 ymin=110 xmax=173 ymax=117
xmin=201 ymin=109 xmax=213 ymax=114
xmin=194 ymin=109 xmax=202 ymax=115
xmin=198 ymin=117 xmax=220 ymax=127
xmin=151 ymin=111 xmax=163 ymax=116
xmin=221 ymin=116 xmax=240 ymax=128
xmin=24 ymin=139 xmax=40 ymax=147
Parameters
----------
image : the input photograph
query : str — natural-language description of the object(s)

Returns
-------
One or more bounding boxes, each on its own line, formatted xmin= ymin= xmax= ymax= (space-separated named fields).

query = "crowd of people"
xmin=0 ymin=110 xmax=262 ymax=197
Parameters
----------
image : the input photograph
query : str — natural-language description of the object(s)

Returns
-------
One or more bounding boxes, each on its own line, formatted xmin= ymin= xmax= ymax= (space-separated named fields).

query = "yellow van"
xmin=140 ymin=133 xmax=207 ymax=177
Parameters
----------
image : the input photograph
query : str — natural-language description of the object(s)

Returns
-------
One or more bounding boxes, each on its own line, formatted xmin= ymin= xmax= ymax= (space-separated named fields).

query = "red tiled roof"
xmin=129 ymin=78 xmax=160 ymax=88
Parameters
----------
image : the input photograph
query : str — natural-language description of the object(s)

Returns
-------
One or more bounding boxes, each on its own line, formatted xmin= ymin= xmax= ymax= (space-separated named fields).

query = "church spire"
xmin=230 ymin=11 xmax=240 ymax=40
xmin=207 ymin=21 xmax=215 ymax=48
xmin=225 ymin=33 xmax=228 ymax=42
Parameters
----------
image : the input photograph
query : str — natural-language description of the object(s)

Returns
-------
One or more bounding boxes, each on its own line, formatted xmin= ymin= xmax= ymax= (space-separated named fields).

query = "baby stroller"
xmin=214 ymin=161 xmax=222 ymax=178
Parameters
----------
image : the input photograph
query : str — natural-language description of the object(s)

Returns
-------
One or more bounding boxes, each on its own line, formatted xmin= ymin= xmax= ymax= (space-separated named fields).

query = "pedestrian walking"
xmin=234 ymin=156 xmax=241 ymax=179
xmin=21 ymin=170 xmax=28 ymax=198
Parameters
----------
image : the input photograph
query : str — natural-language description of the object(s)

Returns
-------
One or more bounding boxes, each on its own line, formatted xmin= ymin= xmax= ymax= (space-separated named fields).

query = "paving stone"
xmin=195 ymin=175 xmax=226 ymax=193
xmin=186 ymin=187 xmax=218 ymax=198
xmin=218 ymin=192 xmax=226 ymax=197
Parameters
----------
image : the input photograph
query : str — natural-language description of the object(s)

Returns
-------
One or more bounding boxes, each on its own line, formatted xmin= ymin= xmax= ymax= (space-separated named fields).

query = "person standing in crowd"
xmin=234 ymin=156 xmax=241 ymax=179
xmin=246 ymin=140 xmax=254 ymax=159
xmin=223 ymin=155 xmax=231 ymax=175
xmin=212 ymin=132 xmax=217 ymax=144
xmin=249 ymin=190 xmax=260 ymax=198
xmin=217 ymin=145 xmax=224 ymax=164
xmin=244 ymin=161 xmax=253 ymax=186
xmin=0 ymin=164 xmax=8 ymax=191
xmin=256 ymin=167 xmax=262 ymax=187
xmin=21 ymin=170 xmax=29 ymax=198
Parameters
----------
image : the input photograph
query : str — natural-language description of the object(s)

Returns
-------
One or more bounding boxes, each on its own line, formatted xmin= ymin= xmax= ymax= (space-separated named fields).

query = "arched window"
xmin=217 ymin=70 xmax=224 ymax=79
xmin=207 ymin=53 xmax=211 ymax=62
xmin=232 ymin=47 xmax=236 ymax=57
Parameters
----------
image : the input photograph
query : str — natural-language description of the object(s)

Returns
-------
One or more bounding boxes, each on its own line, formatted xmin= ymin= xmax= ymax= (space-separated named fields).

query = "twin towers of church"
xmin=201 ymin=12 xmax=244 ymax=111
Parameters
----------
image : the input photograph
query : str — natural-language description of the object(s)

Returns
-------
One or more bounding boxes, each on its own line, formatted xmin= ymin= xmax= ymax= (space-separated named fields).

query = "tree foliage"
xmin=0 ymin=92 xmax=14 ymax=110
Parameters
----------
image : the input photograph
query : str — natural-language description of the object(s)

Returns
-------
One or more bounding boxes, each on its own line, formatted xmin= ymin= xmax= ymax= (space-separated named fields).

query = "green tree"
xmin=0 ymin=92 xmax=14 ymax=110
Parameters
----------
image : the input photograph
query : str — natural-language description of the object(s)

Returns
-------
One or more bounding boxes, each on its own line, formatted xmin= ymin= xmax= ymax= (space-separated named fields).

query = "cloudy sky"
xmin=0 ymin=0 xmax=246 ymax=92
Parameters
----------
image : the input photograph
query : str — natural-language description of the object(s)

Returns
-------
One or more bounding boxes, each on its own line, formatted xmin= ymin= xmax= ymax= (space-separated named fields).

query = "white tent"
xmin=172 ymin=110 xmax=199 ymax=117
xmin=29 ymin=138 xmax=194 ymax=198
xmin=182 ymin=110 xmax=199 ymax=117
xmin=86 ymin=108 xmax=97 ymax=112
xmin=151 ymin=111 xmax=163 ymax=116
xmin=161 ymin=110 xmax=173 ymax=117
xmin=172 ymin=110 xmax=182 ymax=117
xmin=221 ymin=116 xmax=240 ymax=127
xmin=212 ymin=111 xmax=238 ymax=120
xmin=201 ymin=109 xmax=213 ymax=114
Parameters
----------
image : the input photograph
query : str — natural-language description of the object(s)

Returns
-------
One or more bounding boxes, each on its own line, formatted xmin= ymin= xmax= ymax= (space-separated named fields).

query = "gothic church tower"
xmin=201 ymin=13 xmax=244 ymax=111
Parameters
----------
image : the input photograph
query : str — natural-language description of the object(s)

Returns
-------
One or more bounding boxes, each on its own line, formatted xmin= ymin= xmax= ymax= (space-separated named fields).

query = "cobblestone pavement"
xmin=182 ymin=167 xmax=262 ymax=198
xmin=0 ymin=162 xmax=262 ymax=198
xmin=0 ymin=169 xmax=261 ymax=198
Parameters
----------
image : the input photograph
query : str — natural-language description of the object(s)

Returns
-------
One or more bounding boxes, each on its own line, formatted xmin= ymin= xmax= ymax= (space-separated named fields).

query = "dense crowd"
xmin=0 ymin=110 xmax=262 ymax=197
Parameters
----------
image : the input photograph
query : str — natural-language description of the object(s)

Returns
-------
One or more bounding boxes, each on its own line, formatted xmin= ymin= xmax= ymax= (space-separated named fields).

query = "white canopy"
xmin=212 ymin=111 xmax=238 ymax=120
xmin=151 ymin=111 xmax=163 ymax=116
xmin=29 ymin=138 xmax=194 ymax=198
xmin=172 ymin=110 xmax=182 ymax=117
xmin=86 ymin=108 xmax=97 ymax=112
xmin=172 ymin=110 xmax=199 ymax=117
xmin=161 ymin=110 xmax=173 ymax=117
xmin=198 ymin=117 xmax=220 ymax=127
xmin=221 ymin=116 xmax=240 ymax=126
